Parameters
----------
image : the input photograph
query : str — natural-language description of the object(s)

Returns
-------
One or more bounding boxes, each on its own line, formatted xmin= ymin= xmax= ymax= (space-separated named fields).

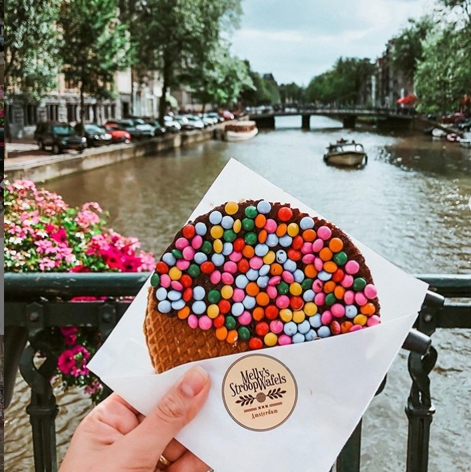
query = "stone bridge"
xmin=248 ymin=108 xmax=415 ymax=130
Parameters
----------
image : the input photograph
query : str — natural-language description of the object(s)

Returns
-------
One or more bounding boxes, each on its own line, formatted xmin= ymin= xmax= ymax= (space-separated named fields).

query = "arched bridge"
xmin=248 ymin=107 xmax=415 ymax=130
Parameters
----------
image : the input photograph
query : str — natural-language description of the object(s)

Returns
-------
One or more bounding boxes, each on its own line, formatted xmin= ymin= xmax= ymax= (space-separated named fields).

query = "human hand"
xmin=59 ymin=366 xmax=211 ymax=472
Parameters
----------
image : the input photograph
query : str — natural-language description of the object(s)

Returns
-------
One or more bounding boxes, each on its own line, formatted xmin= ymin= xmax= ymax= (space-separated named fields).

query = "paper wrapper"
xmin=89 ymin=159 xmax=428 ymax=472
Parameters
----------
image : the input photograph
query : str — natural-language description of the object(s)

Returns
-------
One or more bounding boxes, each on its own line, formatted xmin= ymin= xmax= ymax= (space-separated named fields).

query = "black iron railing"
xmin=4 ymin=273 xmax=471 ymax=472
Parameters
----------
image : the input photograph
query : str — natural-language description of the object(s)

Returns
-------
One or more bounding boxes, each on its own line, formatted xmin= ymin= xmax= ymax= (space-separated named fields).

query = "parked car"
xmin=442 ymin=112 xmax=466 ymax=124
xmin=222 ymin=110 xmax=235 ymax=120
xmin=75 ymin=124 xmax=112 ymax=147
xmin=200 ymin=114 xmax=217 ymax=126
xmin=458 ymin=120 xmax=471 ymax=132
xmin=207 ymin=112 xmax=225 ymax=123
xmin=103 ymin=125 xmax=131 ymax=144
xmin=104 ymin=120 xmax=146 ymax=140
xmin=163 ymin=116 xmax=182 ymax=132
xmin=175 ymin=115 xmax=196 ymax=131
xmin=143 ymin=119 xmax=167 ymax=136
xmin=128 ymin=117 xmax=155 ymax=138
xmin=185 ymin=115 xmax=205 ymax=130
xmin=34 ymin=122 xmax=87 ymax=154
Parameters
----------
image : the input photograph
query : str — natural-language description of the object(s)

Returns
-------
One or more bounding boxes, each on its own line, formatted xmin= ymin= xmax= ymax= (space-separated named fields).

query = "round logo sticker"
xmin=222 ymin=354 xmax=298 ymax=432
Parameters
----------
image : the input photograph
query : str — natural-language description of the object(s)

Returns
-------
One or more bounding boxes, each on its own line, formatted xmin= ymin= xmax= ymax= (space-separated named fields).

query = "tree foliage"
xmin=279 ymin=83 xmax=305 ymax=105
xmin=241 ymin=64 xmax=281 ymax=106
xmin=5 ymin=0 xmax=62 ymax=100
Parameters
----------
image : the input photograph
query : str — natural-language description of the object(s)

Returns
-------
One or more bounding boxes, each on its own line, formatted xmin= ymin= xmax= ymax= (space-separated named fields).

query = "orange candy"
xmin=341 ymin=321 xmax=353 ymax=333
xmin=246 ymin=282 xmax=260 ymax=297
xmin=256 ymin=292 xmax=270 ymax=307
xmin=323 ymin=281 xmax=336 ymax=293
xmin=226 ymin=330 xmax=239 ymax=344
xmin=361 ymin=303 xmax=376 ymax=316
xmin=255 ymin=214 xmax=267 ymax=228
xmin=319 ymin=247 xmax=333 ymax=261
xmin=304 ymin=264 xmax=317 ymax=278
xmin=216 ymin=326 xmax=228 ymax=341
xmin=329 ymin=238 xmax=344 ymax=252
xmin=178 ymin=306 xmax=190 ymax=319
xmin=334 ymin=286 xmax=346 ymax=300
xmin=243 ymin=245 xmax=255 ymax=258
xmin=258 ymin=229 xmax=268 ymax=243
xmin=323 ymin=261 xmax=338 ymax=273
xmin=276 ymin=224 xmax=287 ymax=237
xmin=270 ymin=263 xmax=283 ymax=276
xmin=253 ymin=306 xmax=265 ymax=321
xmin=303 ymin=229 xmax=316 ymax=242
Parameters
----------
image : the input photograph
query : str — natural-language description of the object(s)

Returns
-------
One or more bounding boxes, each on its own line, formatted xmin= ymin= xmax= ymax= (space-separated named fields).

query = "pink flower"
xmin=51 ymin=228 xmax=67 ymax=244
xmin=60 ymin=327 xmax=78 ymax=346
xmin=57 ymin=345 xmax=90 ymax=377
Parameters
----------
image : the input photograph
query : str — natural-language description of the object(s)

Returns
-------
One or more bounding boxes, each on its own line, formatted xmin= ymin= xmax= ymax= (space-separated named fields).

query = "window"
xmin=46 ymin=104 xmax=59 ymax=121
xmin=23 ymin=105 xmax=38 ymax=126
xmin=67 ymin=104 xmax=78 ymax=122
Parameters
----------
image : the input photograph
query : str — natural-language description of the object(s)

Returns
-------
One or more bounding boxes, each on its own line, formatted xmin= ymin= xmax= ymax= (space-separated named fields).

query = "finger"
xmin=167 ymin=451 xmax=210 ymax=472
xmin=124 ymin=366 xmax=210 ymax=465
xmin=162 ymin=439 xmax=187 ymax=462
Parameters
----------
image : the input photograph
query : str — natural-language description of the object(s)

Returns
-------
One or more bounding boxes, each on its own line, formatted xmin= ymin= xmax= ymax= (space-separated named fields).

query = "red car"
xmin=442 ymin=112 xmax=466 ymax=124
xmin=222 ymin=110 xmax=235 ymax=120
xmin=104 ymin=124 xmax=131 ymax=144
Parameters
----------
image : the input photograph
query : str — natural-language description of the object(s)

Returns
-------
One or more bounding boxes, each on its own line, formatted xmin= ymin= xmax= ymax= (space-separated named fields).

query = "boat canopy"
xmin=327 ymin=142 xmax=364 ymax=153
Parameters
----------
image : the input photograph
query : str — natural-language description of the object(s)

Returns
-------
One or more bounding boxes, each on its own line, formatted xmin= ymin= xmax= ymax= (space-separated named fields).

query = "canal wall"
xmin=5 ymin=128 xmax=216 ymax=183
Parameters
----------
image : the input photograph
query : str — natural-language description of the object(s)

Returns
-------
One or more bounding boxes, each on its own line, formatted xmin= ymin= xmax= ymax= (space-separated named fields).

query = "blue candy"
xmin=167 ymin=290 xmax=182 ymax=301
xmin=279 ymin=235 xmax=293 ymax=247
xmin=193 ymin=286 xmax=205 ymax=301
xmin=171 ymin=299 xmax=186 ymax=311
xmin=303 ymin=289 xmax=315 ymax=302
xmin=243 ymin=296 xmax=256 ymax=310
xmin=300 ymin=217 xmax=315 ymax=230
xmin=162 ymin=253 xmax=176 ymax=266
xmin=194 ymin=252 xmax=208 ymax=264
xmin=266 ymin=234 xmax=279 ymax=247
xmin=276 ymin=250 xmax=287 ymax=264
xmin=310 ymin=314 xmax=322 ymax=328
xmin=232 ymin=303 xmax=245 ymax=317
xmin=211 ymin=253 xmax=225 ymax=267
xmin=221 ymin=215 xmax=234 ymax=229
xmin=318 ymin=326 xmax=331 ymax=338
xmin=222 ymin=242 xmax=233 ymax=256
xmin=345 ymin=305 xmax=358 ymax=319
xmin=284 ymin=259 xmax=297 ymax=273
xmin=284 ymin=321 xmax=298 ymax=336
xmin=293 ymin=333 xmax=305 ymax=343
xmin=195 ymin=222 xmax=207 ymax=236
xmin=235 ymin=274 xmax=249 ymax=289
xmin=257 ymin=276 xmax=270 ymax=288
xmin=305 ymin=329 xmax=317 ymax=341
xmin=209 ymin=211 xmax=222 ymax=225
xmin=158 ymin=300 xmax=171 ymax=313
xmin=318 ymin=270 xmax=332 ymax=281
xmin=293 ymin=269 xmax=305 ymax=283
xmin=156 ymin=288 xmax=168 ymax=301
xmin=255 ymin=243 xmax=269 ymax=257
xmin=246 ymin=269 xmax=259 ymax=281
xmin=298 ymin=320 xmax=311 ymax=334
xmin=259 ymin=264 xmax=270 ymax=276
xmin=192 ymin=301 xmax=206 ymax=315
xmin=257 ymin=200 xmax=271 ymax=214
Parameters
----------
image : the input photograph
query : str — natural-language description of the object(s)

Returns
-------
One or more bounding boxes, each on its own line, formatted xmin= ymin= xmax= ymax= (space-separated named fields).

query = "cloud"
xmin=231 ymin=0 xmax=433 ymax=84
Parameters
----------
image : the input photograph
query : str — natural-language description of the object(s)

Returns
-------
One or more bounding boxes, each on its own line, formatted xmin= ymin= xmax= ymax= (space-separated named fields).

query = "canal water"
xmin=5 ymin=116 xmax=471 ymax=471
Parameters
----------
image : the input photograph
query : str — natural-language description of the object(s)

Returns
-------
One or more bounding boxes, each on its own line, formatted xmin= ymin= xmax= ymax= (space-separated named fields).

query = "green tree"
xmin=279 ymin=83 xmax=305 ymax=105
xmin=240 ymin=63 xmax=281 ymax=106
xmin=58 ymin=0 xmax=131 ymax=131
xmin=391 ymin=17 xmax=434 ymax=82
xmin=5 ymin=0 xmax=61 ymax=99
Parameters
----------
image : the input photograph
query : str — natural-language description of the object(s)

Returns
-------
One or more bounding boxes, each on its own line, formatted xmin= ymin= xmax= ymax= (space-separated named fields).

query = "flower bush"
xmin=4 ymin=178 xmax=155 ymax=402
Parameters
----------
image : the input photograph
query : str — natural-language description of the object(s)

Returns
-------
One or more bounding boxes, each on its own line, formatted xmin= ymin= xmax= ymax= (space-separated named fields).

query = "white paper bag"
xmin=89 ymin=159 xmax=428 ymax=472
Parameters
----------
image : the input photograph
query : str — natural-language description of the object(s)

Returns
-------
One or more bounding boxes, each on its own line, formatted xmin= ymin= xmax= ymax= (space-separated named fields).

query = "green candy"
xmin=244 ymin=232 xmax=257 ymax=246
xmin=225 ymin=315 xmax=236 ymax=330
xmin=238 ymin=326 xmax=251 ymax=341
xmin=187 ymin=264 xmax=201 ymax=278
xmin=201 ymin=240 xmax=212 ymax=254
xmin=223 ymin=229 xmax=237 ymax=243
xmin=245 ymin=205 xmax=258 ymax=219
xmin=150 ymin=273 xmax=160 ymax=287
xmin=333 ymin=251 xmax=348 ymax=266
xmin=301 ymin=278 xmax=313 ymax=290
xmin=208 ymin=289 xmax=221 ymax=304
xmin=242 ymin=218 xmax=255 ymax=231
xmin=171 ymin=249 xmax=183 ymax=259
xmin=353 ymin=277 xmax=367 ymax=292
xmin=325 ymin=293 xmax=337 ymax=306
xmin=277 ymin=281 xmax=289 ymax=295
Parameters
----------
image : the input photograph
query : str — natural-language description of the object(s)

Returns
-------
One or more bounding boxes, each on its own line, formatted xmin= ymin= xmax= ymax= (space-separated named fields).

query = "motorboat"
xmin=446 ymin=133 xmax=460 ymax=142
xmin=432 ymin=128 xmax=447 ymax=138
xmin=224 ymin=121 xmax=258 ymax=142
xmin=323 ymin=141 xmax=367 ymax=167
xmin=459 ymin=139 xmax=471 ymax=148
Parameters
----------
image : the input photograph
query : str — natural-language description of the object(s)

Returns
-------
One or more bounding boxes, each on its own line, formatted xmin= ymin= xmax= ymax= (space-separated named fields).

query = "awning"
xmin=166 ymin=95 xmax=178 ymax=108
xmin=397 ymin=94 xmax=418 ymax=105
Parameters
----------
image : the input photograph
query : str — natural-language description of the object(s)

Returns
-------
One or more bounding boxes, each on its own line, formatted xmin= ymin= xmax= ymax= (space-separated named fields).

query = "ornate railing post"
xmin=405 ymin=291 xmax=443 ymax=472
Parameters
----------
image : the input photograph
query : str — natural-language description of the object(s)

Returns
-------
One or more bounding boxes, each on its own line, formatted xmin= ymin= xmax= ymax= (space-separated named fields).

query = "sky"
xmin=230 ymin=0 xmax=432 ymax=85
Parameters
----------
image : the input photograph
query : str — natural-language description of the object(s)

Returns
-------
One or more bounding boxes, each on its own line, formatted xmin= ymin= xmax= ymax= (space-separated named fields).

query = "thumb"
xmin=124 ymin=366 xmax=210 ymax=463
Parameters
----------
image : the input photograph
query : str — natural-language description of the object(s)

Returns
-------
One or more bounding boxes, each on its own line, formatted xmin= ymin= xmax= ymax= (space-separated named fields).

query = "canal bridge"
xmin=248 ymin=107 xmax=415 ymax=130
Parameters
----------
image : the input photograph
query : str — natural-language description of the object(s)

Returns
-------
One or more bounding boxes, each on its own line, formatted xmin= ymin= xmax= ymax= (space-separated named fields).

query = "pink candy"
xmin=176 ymin=259 xmax=190 ymax=270
xmin=282 ymin=271 xmax=294 ymax=283
xmin=341 ymin=275 xmax=354 ymax=288
xmin=188 ymin=315 xmax=198 ymax=329
xmin=221 ymin=272 xmax=234 ymax=285
xmin=317 ymin=226 xmax=332 ymax=240
xmin=349 ymin=325 xmax=363 ymax=333
xmin=301 ymin=242 xmax=313 ymax=254
xmin=312 ymin=238 xmax=324 ymax=252
xmin=191 ymin=235 xmax=203 ymax=249
xmin=278 ymin=334 xmax=292 ymax=346
xmin=210 ymin=271 xmax=222 ymax=284
xmin=267 ymin=286 xmax=278 ymax=299
xmin=171 ymin=281 xmax=183 ymax=291
xmin=331 ymin=303 xmax=345 ymax=318
xmin=345 ymin=260 xmax=360 ymax=275
xmin=182 ymin=246 xmax=195 ymax=261
xmin=268 ymin=276 xmax=281 ymax=286
xmin=355 ymin=292 xmax=368 ymax=306
xmin=313 ymin=279 xmax=324 ymax=293
xmin=239 ymin=311 xmax=253 ymax=326
xmin=198 ymin=315 xmax=213 ymax=331
xmin=270 ymin=320 xmax=284 ymax=334
xmin=264 ymin=219 xmax=277 ymax=233
xmin=314 ymin=292 xmax=326 ymax=305
xmin=175 ymin=237 xmax=189 ymax=250
xmin=276 ymin=295 xmax=290 ymax=309
xmin=160 ymin=274 xmax=171 ymax=288
xmin=321 ymin=310 xmax=332 ymax=324
xmin=224 ymin=261 xmax=238 ymax=274
xmin=367 ymin=315 xmax=381 ymax=327
xmin=364 ymin=284 xmax=378 ymax=299
xmin=229 ymin=251 xmax=243 ymax=262
xmin=249 ymin=256 xmax=263 ymax=270
xmin=233 ymin=288 xmax=245 ymax=302
xmin=302 ymin=254 xmax=315 ymax=264
xmin=314 ymin=257 xmax=324 ymax=271
xmin=343 ymin=290 xmax=355 ymax=304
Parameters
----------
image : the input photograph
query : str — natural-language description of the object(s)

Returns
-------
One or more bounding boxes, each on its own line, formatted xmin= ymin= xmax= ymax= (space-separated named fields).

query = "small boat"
xmin=432 ymin=128 xmax=447 ymax=138
xmin=224 ymin=121 xmax=258 ymax=142
xmin=423 ymin=126 xmax=434 ymax=135
xmin=323 ymin=141 xmax=367 ymax=167
xmin=459 ymin=139 xmax=471 ymax=148
xmin=446 ymin=133 xmax=460 ymax=142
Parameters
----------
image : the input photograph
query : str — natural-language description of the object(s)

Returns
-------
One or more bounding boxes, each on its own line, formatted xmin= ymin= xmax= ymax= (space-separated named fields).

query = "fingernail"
xmin=180 ymin=366 xmax=209 ymax=398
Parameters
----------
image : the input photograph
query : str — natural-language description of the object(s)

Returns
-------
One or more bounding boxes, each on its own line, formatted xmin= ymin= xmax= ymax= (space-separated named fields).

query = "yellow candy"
xmin=290 ymin=282 xmax=302 ymax=296
xmin=263 ymin=251 xmax=276 ymax=265
xmin=293 ymin=310 xmax=306 ymax=323
xmin=264 ymin=332 xmax=278 ymax=347
xmin=213 ymin=239 xmax=223 ymax=253
xmin=304 ymin=302 xmax=318 ymax=316
xmin=233 ymin=219 xmax=242 ymax=233
xmin=207 ymin=304 xmax=220 ymax=319
xmin=354 ymin=314 xmax=368 ymax=326
xmin=280 ymin=309 xmax=293 ymax=322
xmin=210 ymin=225 xmax=224 ymax=239
xmin=169 ymin=267 xmax=182 ymax=281
xmin=221 ymin=285 xmax=234 ymax=299
xmin=287 ymin=223 xmax=299 ymax=237
xmin=225 ymin=201 xmax=239 ymax=215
